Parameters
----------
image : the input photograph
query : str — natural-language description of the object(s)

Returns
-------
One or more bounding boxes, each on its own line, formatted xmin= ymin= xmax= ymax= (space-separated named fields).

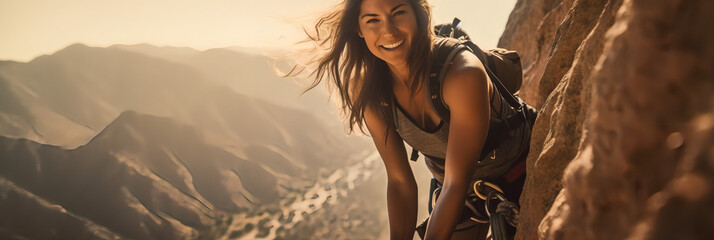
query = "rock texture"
xmin=499 ymin=0 xmax=714 ymax=239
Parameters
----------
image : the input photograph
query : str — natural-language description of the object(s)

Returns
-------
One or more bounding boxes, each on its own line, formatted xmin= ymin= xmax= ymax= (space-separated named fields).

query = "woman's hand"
xmin=364 ymin=106 xmax=418 ymax=240
xmin=424 ymin=50 xmax=491 ymax=240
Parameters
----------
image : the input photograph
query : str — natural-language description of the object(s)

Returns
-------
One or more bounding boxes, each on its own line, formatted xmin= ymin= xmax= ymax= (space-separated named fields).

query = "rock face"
xmin=499 ymin=0 xmax=714 ymax=239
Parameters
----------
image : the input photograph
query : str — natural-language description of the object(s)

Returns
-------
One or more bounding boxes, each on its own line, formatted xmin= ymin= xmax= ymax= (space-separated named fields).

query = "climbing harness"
xmin=427 ymin=179 xmax=520 ymax=240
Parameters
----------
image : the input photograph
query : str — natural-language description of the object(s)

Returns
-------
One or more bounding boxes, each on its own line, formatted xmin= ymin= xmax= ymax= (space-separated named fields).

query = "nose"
xmin=381 ymin=18 xmax=398 ymax=37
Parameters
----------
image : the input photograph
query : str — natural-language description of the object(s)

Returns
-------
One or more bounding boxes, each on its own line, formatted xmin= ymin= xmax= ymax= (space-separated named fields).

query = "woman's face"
xmin=358 ymin=0 xmax=418 ymax=67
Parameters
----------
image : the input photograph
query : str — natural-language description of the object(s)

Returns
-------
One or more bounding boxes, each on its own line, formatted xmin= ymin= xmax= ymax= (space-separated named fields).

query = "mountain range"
xmin=0 ymin=43 xmax=371 ymax=239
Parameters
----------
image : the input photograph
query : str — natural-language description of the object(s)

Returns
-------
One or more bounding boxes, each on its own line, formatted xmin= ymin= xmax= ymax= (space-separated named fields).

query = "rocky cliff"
xmin=499 ymin=0 xmax=714 ymax=239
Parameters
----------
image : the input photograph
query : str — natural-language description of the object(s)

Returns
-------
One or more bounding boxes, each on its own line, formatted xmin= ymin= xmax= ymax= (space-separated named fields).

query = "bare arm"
xmin=364 ymin=106 xmax=418 ymax=240
xmin=424 ymin=51 xmax=491 ymax=240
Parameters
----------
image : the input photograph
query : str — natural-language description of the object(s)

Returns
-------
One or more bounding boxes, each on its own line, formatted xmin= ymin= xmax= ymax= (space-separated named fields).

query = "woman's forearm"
xmin=387 ymin=179 xmax=418 ymax=240
xmin=423 ymin=182 xmax=470 ymax=240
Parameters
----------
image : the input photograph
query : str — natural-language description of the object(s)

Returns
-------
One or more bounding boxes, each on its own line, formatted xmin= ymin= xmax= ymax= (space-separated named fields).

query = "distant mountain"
xmin=0 ymin=109 xmax=365 ymax=239
xmin=0 ymin=41 xmax=369 ymax=188
xmin=0 ymin=43 xmax=209 ymax=148
xmin=0 ymin=43 xmax=358 ymax=156
xmin=109 ymin=43 xmax=203 ymax=60
xmin=1 ymin=112 xmax=221 ymax=239
xmin=0 ymin=43 xmax=372 ymax=239
xmin=111 ymin=43 xmax=339 ymax=124
xmin=88 ymin=111 xmax=281 ymax=207
xmin=0 ymin=177 xmax=124 ymax=240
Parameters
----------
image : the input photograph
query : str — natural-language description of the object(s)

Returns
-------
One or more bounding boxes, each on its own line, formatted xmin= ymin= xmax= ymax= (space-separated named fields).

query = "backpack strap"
xmin=462 ymin=42 xmax=524 ymax=110
xmin=428 ymin=38 xmax=526 ymax=124
xmin=426 ymin=37 xmax=468 ymax=123
xmin=404 ymin=38 xmax=464 ymax=162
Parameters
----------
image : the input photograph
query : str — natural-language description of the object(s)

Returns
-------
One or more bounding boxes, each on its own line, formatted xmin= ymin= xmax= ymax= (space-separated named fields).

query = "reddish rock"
xmin=500 ymin=0 xmax=575 ymax=108
xmin=500 ymin=0 xmax=714 ymax=239
xmin=542 ymin=0 xmax=714 ymax=239
xmin=502 ymin=0 xmax=621 ymax=238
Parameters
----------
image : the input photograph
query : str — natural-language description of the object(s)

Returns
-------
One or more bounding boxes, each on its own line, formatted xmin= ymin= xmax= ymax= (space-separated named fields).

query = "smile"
xmin=380 ymin=39 xmax=405 ymax=49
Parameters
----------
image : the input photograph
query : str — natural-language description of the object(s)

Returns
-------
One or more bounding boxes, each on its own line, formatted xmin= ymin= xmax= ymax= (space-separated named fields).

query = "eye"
xmin=393 ymin=10 xmax=406 ymax=16
xmin=366 ymin=18 xmax=379 ymax=23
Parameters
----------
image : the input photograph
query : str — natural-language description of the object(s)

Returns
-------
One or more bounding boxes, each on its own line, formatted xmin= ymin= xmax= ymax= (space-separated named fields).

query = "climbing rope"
xmin=428 ymin=179 xmax=520 ymax=240
xmin=475 ymin=181 xmax=519 ymax=240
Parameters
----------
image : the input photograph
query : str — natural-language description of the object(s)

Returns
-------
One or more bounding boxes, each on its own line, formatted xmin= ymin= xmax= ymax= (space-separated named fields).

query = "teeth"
xmin=382 ymin=39 xmax=404 ymax=49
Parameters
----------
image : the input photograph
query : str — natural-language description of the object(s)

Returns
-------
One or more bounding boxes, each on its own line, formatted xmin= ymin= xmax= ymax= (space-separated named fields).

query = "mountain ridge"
xmin=0 ymin=41 xmax=371 ymax=239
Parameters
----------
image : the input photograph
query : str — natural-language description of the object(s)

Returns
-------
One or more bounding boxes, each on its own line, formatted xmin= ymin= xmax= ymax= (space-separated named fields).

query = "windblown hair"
xmin=289 ymin=0 xmax=433 ymax=138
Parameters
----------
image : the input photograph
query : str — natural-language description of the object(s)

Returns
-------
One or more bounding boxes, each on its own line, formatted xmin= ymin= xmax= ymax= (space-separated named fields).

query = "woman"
xmin=292 ymin=0 xmax=529 ymax=239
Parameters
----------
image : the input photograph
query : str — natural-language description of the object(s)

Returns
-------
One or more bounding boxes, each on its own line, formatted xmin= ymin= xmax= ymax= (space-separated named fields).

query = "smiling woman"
xmin=291 ymin=0 xmax=433 ymax=137
xmin=358 ymin=2 xmax=416 ymax=68
xmin=289 ymin=0 xmax=531 ymax=239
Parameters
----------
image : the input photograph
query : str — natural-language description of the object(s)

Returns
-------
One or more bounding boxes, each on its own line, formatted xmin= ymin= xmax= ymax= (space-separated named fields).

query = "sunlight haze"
xmin=1 ymin=0 xmax=516 ymax=62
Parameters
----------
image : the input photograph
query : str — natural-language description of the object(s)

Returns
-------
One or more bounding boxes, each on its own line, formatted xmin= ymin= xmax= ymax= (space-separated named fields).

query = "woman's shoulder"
xmin=438 ymin=48 xmax=490 ymax=110
xmin=441 ymin=49 xmax=488 ymax=90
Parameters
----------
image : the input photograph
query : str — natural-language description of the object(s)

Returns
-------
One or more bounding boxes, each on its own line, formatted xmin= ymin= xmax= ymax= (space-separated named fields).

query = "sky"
xmin=0 ymin=0 xmax=517 ymax=62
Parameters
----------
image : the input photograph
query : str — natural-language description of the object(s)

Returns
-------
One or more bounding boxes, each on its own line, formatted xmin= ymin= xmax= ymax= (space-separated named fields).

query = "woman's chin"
xmin=381 ymin=57 xmax=408 ymax=68
xmin=378 ymin=50 xmax=409 ymax=66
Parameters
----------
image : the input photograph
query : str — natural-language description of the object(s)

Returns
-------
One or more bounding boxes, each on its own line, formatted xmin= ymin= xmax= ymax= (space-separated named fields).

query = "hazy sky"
xmin=1 ymin=0 xmax=516 ymax=62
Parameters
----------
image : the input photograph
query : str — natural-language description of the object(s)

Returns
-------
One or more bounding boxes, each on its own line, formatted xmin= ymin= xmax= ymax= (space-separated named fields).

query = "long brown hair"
xmin=289 ymin=0 xmax=433 ymax=139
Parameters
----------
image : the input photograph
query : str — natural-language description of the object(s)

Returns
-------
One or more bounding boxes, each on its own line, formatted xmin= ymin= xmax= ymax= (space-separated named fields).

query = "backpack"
xmin=408 ymin=18 xmax=537 ymax=162
xmin=429 ymin=17 xmax=535 ymax=126
xmin=435 ymin=18 xmax=523 ymax=99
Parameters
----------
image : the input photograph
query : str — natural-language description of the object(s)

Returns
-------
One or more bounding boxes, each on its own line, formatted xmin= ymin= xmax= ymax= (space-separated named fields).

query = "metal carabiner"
xmin=473 ymin=180 xmax=504 ymax=200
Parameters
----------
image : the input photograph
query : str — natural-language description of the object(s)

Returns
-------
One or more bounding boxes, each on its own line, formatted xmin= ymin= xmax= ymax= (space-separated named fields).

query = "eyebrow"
xmin=361 ymin=4 xmax=407 ymax=19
